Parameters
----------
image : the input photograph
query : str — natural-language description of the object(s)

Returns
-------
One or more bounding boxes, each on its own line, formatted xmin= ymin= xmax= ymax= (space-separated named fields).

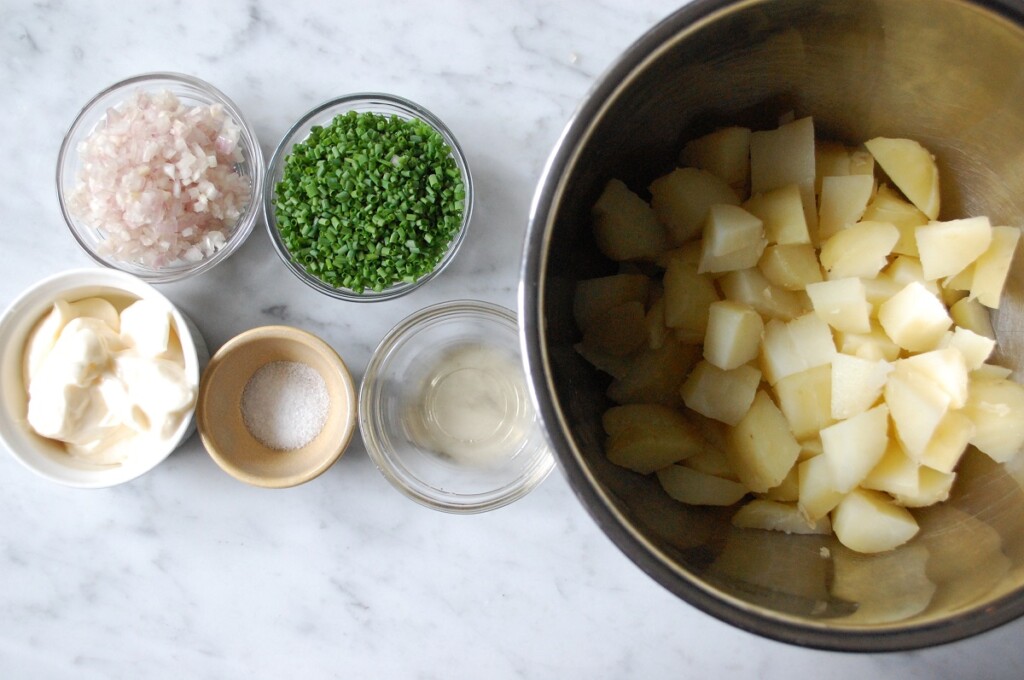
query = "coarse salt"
xmin=241 ymin=361 xmax=329 ymax=451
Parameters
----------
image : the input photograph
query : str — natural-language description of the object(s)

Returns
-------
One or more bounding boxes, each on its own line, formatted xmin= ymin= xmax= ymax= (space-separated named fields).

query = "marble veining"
xmin=2 ymin=1 xmax=1024 ymax=678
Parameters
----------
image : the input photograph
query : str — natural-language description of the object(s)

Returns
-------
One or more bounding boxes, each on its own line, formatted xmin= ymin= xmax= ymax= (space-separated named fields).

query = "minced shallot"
xmin=68 ymin=89 xmax=251 ymax=268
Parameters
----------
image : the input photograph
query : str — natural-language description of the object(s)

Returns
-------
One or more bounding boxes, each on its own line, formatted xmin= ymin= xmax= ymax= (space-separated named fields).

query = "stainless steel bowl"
xmin=522 ymin=0 xmax=1024 ymax=651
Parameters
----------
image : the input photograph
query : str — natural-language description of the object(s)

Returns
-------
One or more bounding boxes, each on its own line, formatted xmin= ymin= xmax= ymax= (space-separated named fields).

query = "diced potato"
xmin=761 ymin=465 xmax=799 ymax=502
xmin=831 ymin=353 xmax=892 ymax=419
xmin=877 ymin=281 xmax=952 ymax=352
xmin=798 ymin=453 xmax=844 ymax=521
xmin=820 ymin=404 xmax=890 ymax=493
xmin=743 ymin=183 xmax=810 ymax=245
xmin=899 ymin=348 xmax=969 ymax=409
xmin=654 ymin=240 xmax=703 ymax=270
xmin=862 ymin=440 xmax=920 ymax=497
xmin=644 ymin=295 xmax=668 ymax=349
xmin=732 ymin=499 xmax=831 ymax=534
xmin=831 ymin=544 xmax=935 ymax=623
xmin=894 ymin=466 xmax=956 ymax=507
xmin=942 ymin=262 xmax=975 ymax=293
xmin=657 ymin=465 xmax=749 ymax=506
xmin=973 ymin=363 xmax=1013 ymax=380
xmin=683 ymin=444 xmax=738 ymax=481
xmin=818 ymin=174 xmax=875 ymax=240
xmin=581 ymin=301 xmax=648 ymax=356
xmin=727 ymin=390 xmax=802 ymax=493
xmin=815 ymin=141 xmax=852 ymax=195
xmin=663 ymin=257 xmax=720 ymax=342
xmin=861 ymin=184 xmax=928 ymax=257
xmin=774 ymin=365 xmax=834 ymax=440
xmin=916 ymin=216 xmax=992 ymax=281
xmin=699 ymin=204 xmax=766 ymax=273
xmin=765 ymin=311 xmax=835 ymax=385
xmin=574 ymin=342 xmax=632 ymax=380
xmin=718 ymin=268 xmax=807 ymax=320
xmin=760 ymin=313 xmax=836 ymax=386
xmin=573 ymin=273 xmax=650 ymax=331
xmin=798 ymin=437 xmax=823 ymax=461
xmin=806 ymin=277 xmax=872 ymax=333
xmin=885 ymin=363 xmax=952 ymax=459
xmin=884 ymin=255 xmax=940 ymax=294
xmin=919 ymin=411 xmax=974 ymax=474
xmin=939 ymin=326 xmax=995 ymax=371
xmin=950 ymin=296 xmax=995 ymax=339
xmin=650 ymin=168 xmax=740 ymax=244
xmin=835 ymin=323 xmax=902 ymax=362
xmin=703 ymin=300 xmax=764 ymax=370
xmin=603 ymin=403 xmax=705 ymax=473
xmin=962 ymin=376 xmax=1024 ymax=462
xmin=819 ymin=221 xmax=899 ymax=280
xmin=971 ymin=225 xmax=1020 ymax=308
xmin=831 ymin=487 xmax=920 ymax=553
xmin=848 ymin=150 xmax=875 ymax=176
xmin=758 ymin=243 xmax=823 ymax=290
xmin=680 ymin=360 xmax=761 ymax=426
xmin=592 ymin=179 xmax=669 ymax=261
xmin=750 ymin=116 xmax=818 ymax=231
xmin=864 ymin=137 xmax=940 ymax=219
xmin=678 ymin=126 xmax=752 ymax=189
xmin=606 ymin=340 xmax=699 ymax=406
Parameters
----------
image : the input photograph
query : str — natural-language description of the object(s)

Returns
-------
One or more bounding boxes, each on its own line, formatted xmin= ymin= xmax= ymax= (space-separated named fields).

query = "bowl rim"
xmin=359 ymin=299 xmax=554 ymax=512
xmin=518 ymin=0 xmax=1024 ymax=652
xmin=55 ymin=71 xmax=265 ymax=284
xmin=196 ymin=324 xmax=358 ymax=488
xmin=0 ymin=267 xmax=203 ymax=488
xmin=262 ymin=92 xmax=474 ymax=302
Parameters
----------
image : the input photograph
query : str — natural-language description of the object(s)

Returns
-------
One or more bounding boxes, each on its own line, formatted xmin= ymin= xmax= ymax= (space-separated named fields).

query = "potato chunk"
xmin=680 ymin=360 xmax=761 ymax=426
xmin=971 ymin=225 xmax=1020 ymax=308
xmin=699 ymin=204 xmax=766 ymax=273
xmin=760 ymin=313 xmax=836 ymax=385
xmin=864 ymin=137 xmax=940 ymax=219
xmin=861 ymin=184 xmax=928 ymax=256
xmin=663 ymin=257 xmax=719 ymax=342
xmin=774 ymin=365 xmax=834 ymax=440
xmin=744 ymin=183 xmax=810 ymax=245
xmin=750 ymin=116 xmax=817 ymax=231
xmin=607 ymin=340 xmax=698 ymax=406
xmin=678 ymin=126 xmax=751 ymax=189
xmin=798 ymin=453 xmax=844 ymax=521
xmin=727 ymin=390 xmax=802 ymax=493
xmin=819 ymin=220 xmax=899 ymax=279
xmin=820 ymin=404 xmax=890 ymax=493
xmin=806 ymin=277 xmax=872 ymax=334
xmin=592 ymin=179 xmax=669 ymax=261
xmin=719 ymin=268 xmax=807 ymax=321
xmin=962 ymin=376 xmax=1024 ymax=462
xmin=916 ymin=216 xmax=992 ymax=281
xmin=603 ymin=403 xmax=704 ymax=474
xmin=657 ymin=465 xmax=748 ymax=506
xmin=758 ymin=243 xmax=822 ymax=290
xmin=832 ymin=488 xmax=920 ymax=553
xmin=650 ymin=168 xmax=739 ymax=244
xmin=877 ymin=281 xmax=952 ymax=352
xmin=732 ymin=499 xmax=831 ymax=534
xmin=831 ymin=353 xmax=892 ymax=420
xmin=573 ymin=273 xmax=650 ymax=331
xmin=703 ymin=300 xmax=764 ymax=370
xmin=818 ymin=174 xmax=875 ymax=240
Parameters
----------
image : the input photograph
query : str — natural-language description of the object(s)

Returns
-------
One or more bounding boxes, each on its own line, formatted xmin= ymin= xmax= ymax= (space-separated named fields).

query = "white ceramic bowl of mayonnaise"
xmin=0 ymin=268 xmax=208 ymax=488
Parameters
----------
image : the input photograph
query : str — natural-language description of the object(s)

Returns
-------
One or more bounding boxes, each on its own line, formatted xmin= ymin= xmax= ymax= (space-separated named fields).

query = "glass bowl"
xmin=263 ymin=93 xmax=473 ymax=302
xmin=360 ymin=300 xmax=553 ymax=512
xmin=56 ymin=72 xmax=264 ymax=283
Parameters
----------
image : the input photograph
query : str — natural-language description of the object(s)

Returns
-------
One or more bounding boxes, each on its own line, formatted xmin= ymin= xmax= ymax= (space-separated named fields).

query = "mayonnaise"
xmin=23 ymin=296 xmax=195 ymax=465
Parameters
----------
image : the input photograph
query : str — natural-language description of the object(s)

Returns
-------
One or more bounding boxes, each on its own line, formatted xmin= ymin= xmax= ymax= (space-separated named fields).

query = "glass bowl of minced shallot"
xmin=56 ymin=72 xmax=264 ymax=283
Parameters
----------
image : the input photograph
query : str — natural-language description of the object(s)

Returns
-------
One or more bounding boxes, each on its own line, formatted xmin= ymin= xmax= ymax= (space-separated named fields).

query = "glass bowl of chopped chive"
xmin=264 ymin=93 xmax=473 ymax=301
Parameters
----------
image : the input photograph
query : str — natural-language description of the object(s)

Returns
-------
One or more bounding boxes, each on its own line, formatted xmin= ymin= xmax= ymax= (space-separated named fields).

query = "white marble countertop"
xmin=2 ymin=0 xmax=1023 ymax=677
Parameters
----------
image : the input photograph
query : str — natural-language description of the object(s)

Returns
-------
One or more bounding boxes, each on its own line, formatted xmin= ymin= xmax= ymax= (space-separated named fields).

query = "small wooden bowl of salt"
xmin=197 ymin=326 xmax=357 ymax=487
